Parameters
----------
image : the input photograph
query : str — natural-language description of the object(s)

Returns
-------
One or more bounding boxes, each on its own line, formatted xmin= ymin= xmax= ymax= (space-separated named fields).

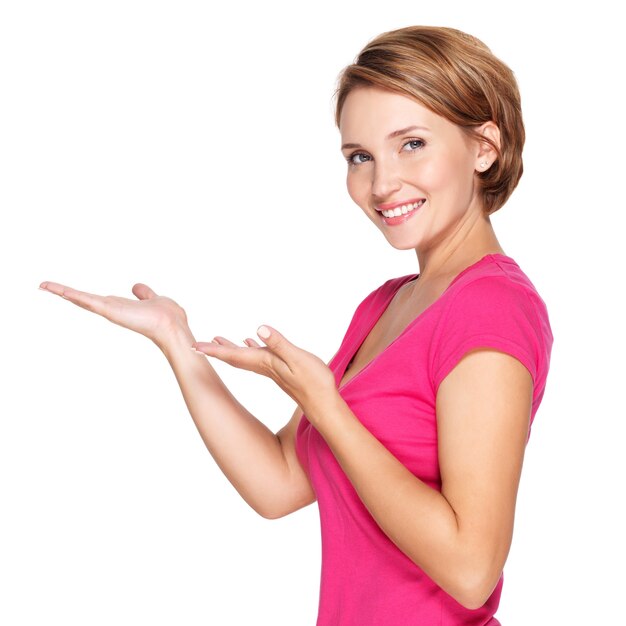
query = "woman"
xmin=39 ymin=25 xmax=553 ymax=626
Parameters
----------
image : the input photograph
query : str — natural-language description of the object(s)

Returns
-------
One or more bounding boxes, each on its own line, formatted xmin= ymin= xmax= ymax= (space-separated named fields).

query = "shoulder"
xmin=451 ymin=254 xmax=545 ymax=301
xmin=431 ymin=256 xmax=554 ymax=396
xmin=443 ymin=255 xmax=552 ymax=341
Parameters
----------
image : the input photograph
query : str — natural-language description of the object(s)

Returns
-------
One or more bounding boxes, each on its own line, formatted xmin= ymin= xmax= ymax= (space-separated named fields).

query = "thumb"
xmin=256 ymin=325 xmax=293 ymax=359
xmin=132 ymin=283 xmax=158 ymax=300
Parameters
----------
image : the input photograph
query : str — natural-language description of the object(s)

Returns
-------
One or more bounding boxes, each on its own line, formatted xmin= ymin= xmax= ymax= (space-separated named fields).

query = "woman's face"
xmin=339 ymin=86 xmax=492 ymax=252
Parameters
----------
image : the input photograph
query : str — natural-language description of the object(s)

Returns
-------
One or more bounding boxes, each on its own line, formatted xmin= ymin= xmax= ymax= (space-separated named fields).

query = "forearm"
xmin=158 ymin=325 xmax=292 ymax=518
xmin=309 ymin=392 xmax=485 ymax=606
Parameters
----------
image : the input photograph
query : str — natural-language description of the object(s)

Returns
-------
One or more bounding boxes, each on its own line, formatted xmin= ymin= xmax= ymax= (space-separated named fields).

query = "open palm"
xmin=39 ymin=280 xmax=188 ymax=347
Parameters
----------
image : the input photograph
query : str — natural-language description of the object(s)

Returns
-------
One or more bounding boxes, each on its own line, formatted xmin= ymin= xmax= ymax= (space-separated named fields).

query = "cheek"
xmin=412 ymin=158 xmax=455 ymax=191
xmin=346 ymin=172 xmax=367 ymax=203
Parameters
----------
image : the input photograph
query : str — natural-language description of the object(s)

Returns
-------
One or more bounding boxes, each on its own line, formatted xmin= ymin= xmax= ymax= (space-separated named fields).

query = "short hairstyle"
xmin=333 ymin=26 xmax=525 ymax=216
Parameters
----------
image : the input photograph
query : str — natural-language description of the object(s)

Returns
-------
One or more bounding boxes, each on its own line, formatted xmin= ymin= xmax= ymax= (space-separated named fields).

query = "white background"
xmin=1 ymin=1 xmax=624 ymax=624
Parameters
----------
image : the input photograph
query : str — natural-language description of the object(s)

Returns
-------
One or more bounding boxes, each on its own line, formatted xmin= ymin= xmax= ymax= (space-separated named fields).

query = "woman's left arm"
xmin=311 ymin=346 xmax=533 ymax=611
xmin=193 ymin=326 xmax=533 ymax=610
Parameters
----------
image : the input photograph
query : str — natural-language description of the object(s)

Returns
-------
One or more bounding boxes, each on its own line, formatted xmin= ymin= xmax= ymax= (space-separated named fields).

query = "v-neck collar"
xmin=337 ymin=253 xmax=514 ymax=393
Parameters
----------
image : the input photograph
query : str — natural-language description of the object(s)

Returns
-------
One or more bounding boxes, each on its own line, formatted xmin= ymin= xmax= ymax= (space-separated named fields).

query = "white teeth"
xmin=381 ymin=200 xmax=424 ymax=218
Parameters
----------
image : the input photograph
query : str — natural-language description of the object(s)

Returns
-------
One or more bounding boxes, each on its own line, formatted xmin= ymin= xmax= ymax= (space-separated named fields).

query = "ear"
xmin=474 ymin=121 xmax=501 ymax=171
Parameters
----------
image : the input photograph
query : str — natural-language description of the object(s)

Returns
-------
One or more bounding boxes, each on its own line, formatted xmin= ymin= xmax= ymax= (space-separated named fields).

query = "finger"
xmin=189 ymin=337 xmax=219 ymax=355
xmin=243 ymin=338 xmax=262 ymax=348
xmin=39 ymin=281 xmax=108 ymax=315
xmin=132 ymin=283 xmax=158 ymax=300
xmin=39 ymin=280 xmax=70 ymax=296
xmin=212 ymin=336 xmax=239 ymax=347
xmin=192 ymin=340 xmax=275 ymax=374
xmin=193 ymin=339 xmax=241 ymax=354
xmin=256 ymin=325 xmax=296 ymax=370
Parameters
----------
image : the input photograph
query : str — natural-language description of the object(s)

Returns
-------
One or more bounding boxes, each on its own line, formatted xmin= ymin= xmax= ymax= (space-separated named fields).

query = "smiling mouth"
xmin=378 ymin=199 xmax=426 ymax=218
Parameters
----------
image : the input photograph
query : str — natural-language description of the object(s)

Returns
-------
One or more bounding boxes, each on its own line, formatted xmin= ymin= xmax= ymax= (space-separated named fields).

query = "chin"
xmin=380 ymin=233 xmax=420 ymax=251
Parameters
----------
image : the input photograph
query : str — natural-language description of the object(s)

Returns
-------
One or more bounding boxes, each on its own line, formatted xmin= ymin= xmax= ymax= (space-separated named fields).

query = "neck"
xmin=414 ymin=210 xmax=505 ymax=284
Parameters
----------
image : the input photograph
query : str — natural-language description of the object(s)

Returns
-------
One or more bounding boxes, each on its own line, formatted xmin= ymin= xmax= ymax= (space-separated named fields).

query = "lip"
xmin=375 ymin=197 xmax=426 ymax=212
xmin=379 ymin=199 xmax=425 ymax=226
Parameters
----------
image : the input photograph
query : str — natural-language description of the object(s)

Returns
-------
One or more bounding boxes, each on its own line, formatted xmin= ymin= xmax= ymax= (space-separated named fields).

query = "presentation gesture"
xmin=192 ymin=326 xmax=337 ymax=419
xmin=38 ymin=280 xmax=188 ymax=349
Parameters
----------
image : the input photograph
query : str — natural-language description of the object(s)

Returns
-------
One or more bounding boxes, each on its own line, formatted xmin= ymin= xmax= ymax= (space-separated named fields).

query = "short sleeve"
xmin=431 ymin=276 xmax=544 ymax=395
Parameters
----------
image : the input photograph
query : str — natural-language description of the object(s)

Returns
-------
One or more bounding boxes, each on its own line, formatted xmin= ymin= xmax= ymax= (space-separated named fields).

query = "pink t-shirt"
xmin=296 ymin=253 xmax=554 ymax=625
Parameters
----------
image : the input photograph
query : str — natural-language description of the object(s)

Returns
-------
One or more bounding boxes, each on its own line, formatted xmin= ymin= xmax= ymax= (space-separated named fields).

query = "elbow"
xmin=257 ymin=507 xmax=287 ymax=520
xmin=251 ymin=500 xmax=283 ymax=520
xmin=256 ymin=491 xmax=317 ymax=520
xmin=442 ymin=534 xmax=508 ymax=610
xmin=452 ymin=565 xmax=503 ymax=611
xmin=241 ymin=497 xmax=281 ymax=520
xmin=454 ymin=588 xmax=491 ymax=612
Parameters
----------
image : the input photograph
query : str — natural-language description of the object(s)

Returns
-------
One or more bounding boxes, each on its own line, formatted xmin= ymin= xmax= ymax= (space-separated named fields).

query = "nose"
xmin=370 ymin=158 xmax=401 ymax=201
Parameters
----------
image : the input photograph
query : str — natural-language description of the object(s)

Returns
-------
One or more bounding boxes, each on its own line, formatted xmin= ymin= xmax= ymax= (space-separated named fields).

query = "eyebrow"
xmin=341 ymin=125 xmax=430 ymax=150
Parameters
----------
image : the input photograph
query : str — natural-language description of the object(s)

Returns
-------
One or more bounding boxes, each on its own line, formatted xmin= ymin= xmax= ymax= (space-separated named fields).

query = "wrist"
xmin=155 ymin=321 xmax=196 ymax=359
xmin=302 ymin=385 xmax=344 ymax=429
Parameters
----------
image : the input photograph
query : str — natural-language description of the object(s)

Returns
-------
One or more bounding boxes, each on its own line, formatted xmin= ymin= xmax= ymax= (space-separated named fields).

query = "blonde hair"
xmin=333 ymin=26 xmax=525 ymax=216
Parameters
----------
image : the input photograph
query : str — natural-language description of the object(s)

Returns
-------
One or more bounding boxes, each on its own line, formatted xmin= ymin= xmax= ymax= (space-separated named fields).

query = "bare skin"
xmin=39 ymin=87 xmax=533 ymax=610
xmin=38 ymin=281 xmax=320 ymax=520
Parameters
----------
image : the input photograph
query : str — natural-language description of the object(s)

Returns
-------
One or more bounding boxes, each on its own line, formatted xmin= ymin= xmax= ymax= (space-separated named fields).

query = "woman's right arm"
xmin=38 ymin=280 xmax=316 ymax=520
xmin=160 ymin=325 xmax=317 ymax=519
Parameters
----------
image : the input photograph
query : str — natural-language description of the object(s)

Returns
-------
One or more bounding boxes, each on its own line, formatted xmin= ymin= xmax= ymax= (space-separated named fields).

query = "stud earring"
xmin=479 ymin=161 xmax=488 ymax=169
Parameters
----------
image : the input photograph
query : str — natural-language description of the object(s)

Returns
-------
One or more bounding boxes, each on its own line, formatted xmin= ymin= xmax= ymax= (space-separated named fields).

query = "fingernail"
xmin=190 ymin=347 xmax=205 ymax=355
xmin=257 ymin=325 xmax=271 ymax=339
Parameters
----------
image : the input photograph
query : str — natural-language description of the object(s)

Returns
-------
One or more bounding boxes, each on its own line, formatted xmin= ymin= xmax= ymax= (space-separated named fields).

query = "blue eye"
xmin=346 ymin=152 xmax=371 ymax=166
xmin=345 ymin=138 xmax=426 ymax=167
xmin=403 ymin=139 xmax=425 ymax=151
